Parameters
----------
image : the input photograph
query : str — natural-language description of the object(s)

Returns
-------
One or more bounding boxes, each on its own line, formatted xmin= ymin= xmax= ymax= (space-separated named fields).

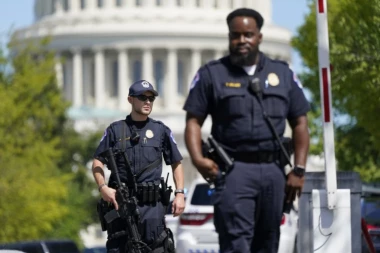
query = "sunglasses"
xmin=135 ymin=95 xmax=156 ymax=102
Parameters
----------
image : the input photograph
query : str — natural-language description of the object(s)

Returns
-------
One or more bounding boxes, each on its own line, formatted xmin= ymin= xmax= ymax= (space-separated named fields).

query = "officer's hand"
xmin=285 ymin=172 xmax=305 ymax=204
xmin=193 ymin=157 xmax=219 ymax=182
xmin=172 ymin=193 xmax=185 ymax=217
xmin=100 ymin=186 xmax=119 ymax=210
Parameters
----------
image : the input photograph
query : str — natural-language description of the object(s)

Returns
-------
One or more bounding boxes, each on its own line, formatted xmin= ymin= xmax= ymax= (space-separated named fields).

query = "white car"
xmin=175 ymin=177 xmax=298 ymax=253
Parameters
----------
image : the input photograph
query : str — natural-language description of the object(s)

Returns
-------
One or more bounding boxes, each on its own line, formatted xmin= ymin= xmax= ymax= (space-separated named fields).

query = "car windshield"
xmin=190 ymin=183 xmax=213 ymax=206
xmin=45 ymin=242 xmax=79 ymax=253
xmin=362 ymin=196 xmax=380 ymax=225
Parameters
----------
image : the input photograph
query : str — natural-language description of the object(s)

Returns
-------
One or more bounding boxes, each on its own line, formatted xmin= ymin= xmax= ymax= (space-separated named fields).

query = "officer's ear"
xmin=258 ymin=32 xmax=263 ymax=45
xmin=128 ymin=96 xmax=133 ymax=104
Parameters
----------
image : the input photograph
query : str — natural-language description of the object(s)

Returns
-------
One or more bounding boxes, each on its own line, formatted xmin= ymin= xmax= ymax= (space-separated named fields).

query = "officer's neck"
xmin=130 ymin=112 xmax=148 ymax=122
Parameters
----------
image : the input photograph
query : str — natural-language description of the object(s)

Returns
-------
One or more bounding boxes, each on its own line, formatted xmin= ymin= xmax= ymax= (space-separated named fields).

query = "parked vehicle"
xmin=0 ymin=250 xmax=26 ymax=253
xmin=361 ymin=185 xmax=380 ymax=253
xmin=175 ymin=177 xmax=298 ymax=253
xmin=0 ymin=239 xmax=80 ymax=253
xmin=82 ymin=246 xmax=106 ymax=253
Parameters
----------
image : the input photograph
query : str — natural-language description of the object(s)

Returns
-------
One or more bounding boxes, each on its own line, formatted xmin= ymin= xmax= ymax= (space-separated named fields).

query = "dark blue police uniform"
xmin=94 ymin=115 xmax=182 ymax=253
xmin=183 ymin=52 xmax=310 ymax=253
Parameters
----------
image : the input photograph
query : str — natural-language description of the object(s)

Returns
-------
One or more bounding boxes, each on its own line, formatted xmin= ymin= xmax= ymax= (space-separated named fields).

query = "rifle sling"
xmin=136 ymin=158 xmax=162 ymax=179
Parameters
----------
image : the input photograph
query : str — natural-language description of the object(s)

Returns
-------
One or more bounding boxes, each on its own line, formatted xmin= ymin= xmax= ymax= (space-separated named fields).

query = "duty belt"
xmin=231 ymin=151 xmax=281 ymax=163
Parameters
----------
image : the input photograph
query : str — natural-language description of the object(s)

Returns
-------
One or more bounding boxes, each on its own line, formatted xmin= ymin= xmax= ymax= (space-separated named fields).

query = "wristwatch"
xmin=293 ymin=165 xmax=305 ymax=177
xmin=98 ymin=183 xmax=107 ymax=192
xmin=175 ymin=189 xmax=185 ymax=196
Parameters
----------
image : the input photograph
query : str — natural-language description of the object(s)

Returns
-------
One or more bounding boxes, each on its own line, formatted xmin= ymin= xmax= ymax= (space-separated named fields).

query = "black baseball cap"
xmin=128 ymin=80 xmax=158 ymax=96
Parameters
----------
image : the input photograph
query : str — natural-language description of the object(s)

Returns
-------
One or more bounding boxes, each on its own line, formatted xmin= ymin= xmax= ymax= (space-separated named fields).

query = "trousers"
xmin=212 ymin=161 xmax=286 ymax=253
xmin=106 ymin=202 xmax=166 ymax=253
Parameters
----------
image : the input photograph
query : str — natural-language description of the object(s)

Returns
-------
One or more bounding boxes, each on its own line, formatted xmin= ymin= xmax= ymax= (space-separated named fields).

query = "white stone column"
xmin=86 ymin=0 xmax=97 ymax=10
xmin=69 ymin=0 xmax=79 ymax=12
xmin=94 ymin=48 xmax=106 ymax=108
xmin=165 ymin=48 xmax=178 ymax=108
xmin=218 ymin=0 xmax=229 ymax=9
xmin=54 ymin=0 xmax=64 ymax=14
xmin=183 ymin=0 xmax=195 ymax=8
xmin=232 ymin=0 xmax=244 ymax=8
xmin=201 ymin=0 xmax=213 ymax=8
xmin=124 ymin=0 xmax=133 ymax=7
xmin=145 ymin=0 xmax=155 ymax=7
xmin=103 ymin=0 xmax=114 ymax=9
xmin=72 ymin=48 xmax=83 ymax=107
xmin=164 ymin=0 xmax=176 ymax=7
xmin=142 ymin=48 xmax=154 ymax=83
xmin=189 ymin=48 xmax=202 ymax=89
xmin=117 ymin=48 xmax=129 ymax=111
xmin=55 ymin=54 xmax=64 ymax=90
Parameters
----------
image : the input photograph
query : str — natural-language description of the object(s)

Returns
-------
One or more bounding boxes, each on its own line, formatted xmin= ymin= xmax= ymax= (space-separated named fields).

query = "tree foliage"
xmin=0 ymin=38 xmax=101 ymax=245
xmin=292 ymin=0 xmax=380 ymax=181
xmin=0 ymin=38 xmax=70 ymax=242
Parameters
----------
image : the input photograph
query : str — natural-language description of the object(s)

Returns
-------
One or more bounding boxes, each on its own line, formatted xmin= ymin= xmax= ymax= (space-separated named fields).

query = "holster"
xmin=163 ymin=228 xmax=175 ymax=253
xmin=97 ymin=199 xmax=111 ymax=231
xmin=160 ymin=177 xmax=172 ymax=206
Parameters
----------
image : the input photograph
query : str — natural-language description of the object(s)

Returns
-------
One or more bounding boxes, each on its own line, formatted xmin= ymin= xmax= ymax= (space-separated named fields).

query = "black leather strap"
xmin=136 ymin=158 xmax=162 ymax=179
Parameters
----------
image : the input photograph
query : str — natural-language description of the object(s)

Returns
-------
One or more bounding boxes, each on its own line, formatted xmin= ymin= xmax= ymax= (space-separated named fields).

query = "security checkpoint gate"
xmin=298 ymin=0 xmax=363 ymax=252
xmin=298 ymin=172 xmax=362 ymax=252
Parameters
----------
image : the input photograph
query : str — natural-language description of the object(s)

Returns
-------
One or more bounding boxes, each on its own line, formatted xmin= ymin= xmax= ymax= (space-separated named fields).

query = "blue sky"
xmin=0 ymin=0 xmax=310 ymax=73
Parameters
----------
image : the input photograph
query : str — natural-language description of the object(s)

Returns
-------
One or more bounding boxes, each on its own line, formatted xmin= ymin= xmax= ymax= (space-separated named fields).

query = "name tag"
xmin=225 ymin=82 xmax=241 ymax=88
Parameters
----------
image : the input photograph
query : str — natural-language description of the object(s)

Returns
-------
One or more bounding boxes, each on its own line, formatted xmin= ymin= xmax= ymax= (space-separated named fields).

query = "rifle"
xmin=101 ymin=148 xmax=151 ymax=253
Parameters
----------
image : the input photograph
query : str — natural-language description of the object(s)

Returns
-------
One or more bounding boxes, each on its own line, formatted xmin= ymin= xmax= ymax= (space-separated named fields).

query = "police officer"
xmin=92 ymin=80 xmax=185 ymax=253
xmin=183 ymin=8 xmax=310 ymax=253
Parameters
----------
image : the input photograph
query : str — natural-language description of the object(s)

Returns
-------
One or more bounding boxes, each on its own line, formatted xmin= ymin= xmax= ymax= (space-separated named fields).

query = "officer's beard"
xmin=229 ymin=47 xmax=259 ymax=66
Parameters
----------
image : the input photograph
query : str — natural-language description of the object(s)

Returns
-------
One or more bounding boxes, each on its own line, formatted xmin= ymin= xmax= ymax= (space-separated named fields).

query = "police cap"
xmin=129 ymin=80 xmax=158 ymax=96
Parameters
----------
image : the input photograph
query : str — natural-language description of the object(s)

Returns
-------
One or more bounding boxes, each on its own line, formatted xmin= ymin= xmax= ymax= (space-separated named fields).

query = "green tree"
xmin=292 ymin=0 xmax=380 ymax=181
xmin=52 ymin=128 xmax=103 ymax=243
xmin=0 ymin=37 xmax=101 ymax=244
xmin=0 ymin=38 xmax=70 ymax=242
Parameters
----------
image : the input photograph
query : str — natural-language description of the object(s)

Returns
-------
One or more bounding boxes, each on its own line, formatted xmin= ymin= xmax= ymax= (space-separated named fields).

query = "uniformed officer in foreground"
xmin=92 ymin=80 xmax=185 ymax=253
xmin=183 ymin=8 xmax=310 ymax=253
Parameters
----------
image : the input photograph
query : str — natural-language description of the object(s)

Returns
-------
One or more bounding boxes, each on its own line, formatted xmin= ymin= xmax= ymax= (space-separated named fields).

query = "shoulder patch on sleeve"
xmin=189 ymin=72 xmax=200 ymax=90
xmin=293 ymin=72 xmax=303 ymax=89
xmin=170 ymin=131 xmax=177 ymax=144
xmin=100 ymin=129 xmax=107 ymax=142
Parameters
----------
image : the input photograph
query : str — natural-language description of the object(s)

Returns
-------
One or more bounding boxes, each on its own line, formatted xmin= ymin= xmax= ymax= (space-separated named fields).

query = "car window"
xmin=20 ymin=244 xmax=44 ymax=253
xmin=190 ymin=183 xmax=213 ymax=206
xmin=362 ymin=197 xmax=380 ymax=224
xmin=45 ymin=242 xmax=79 ymax=253
xmin=83 ymin=247 xmax=106 ymax=253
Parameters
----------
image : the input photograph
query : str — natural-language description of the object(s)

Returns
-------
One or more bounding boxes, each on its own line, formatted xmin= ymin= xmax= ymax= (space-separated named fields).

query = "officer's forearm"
xmin=291 ymin=115 xmax=309 ymax=167
xmin=92 ymin=159 xmax=106 ymax=187
xmin=185 ymin=114 xmax=205 ymax=164
xmin=171 ymin=162 xmax=184 ymax=190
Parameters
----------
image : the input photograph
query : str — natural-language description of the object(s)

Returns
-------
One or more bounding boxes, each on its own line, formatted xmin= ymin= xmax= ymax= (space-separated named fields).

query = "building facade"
xmin=15 ymin=0 xmax=294 ymax=192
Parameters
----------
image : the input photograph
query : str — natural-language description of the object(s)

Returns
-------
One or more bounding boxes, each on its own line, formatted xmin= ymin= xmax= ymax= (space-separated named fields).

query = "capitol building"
xmin=15 ymin=0 xmax=294 ymax=190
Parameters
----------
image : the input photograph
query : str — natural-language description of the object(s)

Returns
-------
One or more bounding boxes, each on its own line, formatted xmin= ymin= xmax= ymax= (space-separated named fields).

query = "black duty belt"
xmin=231 ymin=151 xmax=280 ymax=163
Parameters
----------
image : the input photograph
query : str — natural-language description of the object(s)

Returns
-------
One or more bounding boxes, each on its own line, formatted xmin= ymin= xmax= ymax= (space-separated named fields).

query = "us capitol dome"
xmin=15 ymin=0 xmax=293 ymax=188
